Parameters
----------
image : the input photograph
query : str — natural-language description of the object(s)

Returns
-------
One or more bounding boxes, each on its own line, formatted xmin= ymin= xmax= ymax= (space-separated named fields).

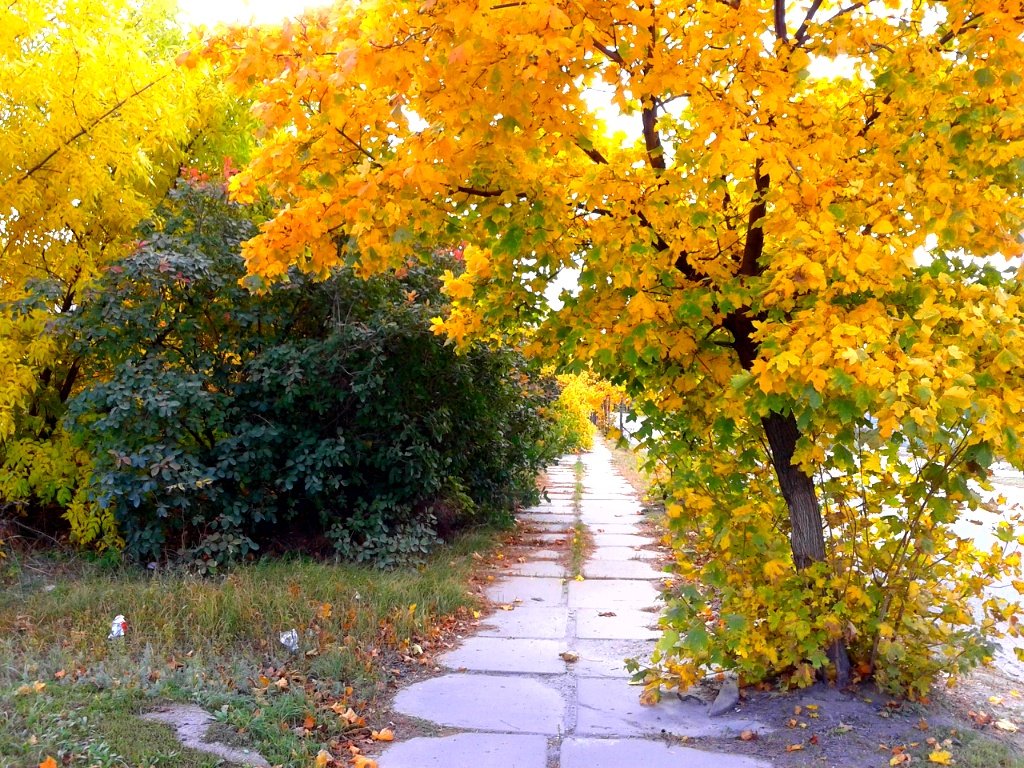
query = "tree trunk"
xmin=760 ymin=409 xmax=851 ymax=685
xmin=760 ymin=411 xmax=825 ymax=569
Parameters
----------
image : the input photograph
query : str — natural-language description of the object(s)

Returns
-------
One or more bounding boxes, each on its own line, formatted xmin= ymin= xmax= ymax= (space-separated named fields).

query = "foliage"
xmin=62 ymin=183 xmax=559 ymax=566
xmin=198 ymin=0 xmax=1024 ymax=693
xmin=0 ymin=0 xmax=248 ymax=538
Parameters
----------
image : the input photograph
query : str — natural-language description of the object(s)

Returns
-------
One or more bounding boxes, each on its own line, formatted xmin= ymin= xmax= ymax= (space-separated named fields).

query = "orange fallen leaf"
xmin=739 ymin=730 xmax=757 ymax=741
xmin=314 ymin=749 xmax=332 ymax=768
xmin=39 ymin=759 xmax=57 ymax=768
xmin=928 ymin=749 xmax=954 ymax=765
xmin=371 ymin=727 xmax=395 ymax=742
xmin=785 ymin=744 xmax=804 ymax=752
xmin=352 ymin=757 xmax=378 ymax=768
xmin=304 ymin=715 xmax=316 ymax=730
xmin=917 ymin=718 xmax=929 ymax=731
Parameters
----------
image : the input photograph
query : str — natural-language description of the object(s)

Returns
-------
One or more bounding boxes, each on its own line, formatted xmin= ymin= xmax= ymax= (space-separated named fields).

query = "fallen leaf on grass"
xmin=352 ymin=757 xmax=378 ymax=768
xmin=371 ymin=727 xmax=395 ymax=741
xmin=39 ymin=759 xmax=57 ymax=768
xmin=16 ymin=681 xmax=45 ymax=695
xmin=928 ymin=749 xmax=954 ymax=765
xmin=314 ymin=749 xmax=332 ymax=768
xmin=994 ymin=719 xmax=1018 ymax=733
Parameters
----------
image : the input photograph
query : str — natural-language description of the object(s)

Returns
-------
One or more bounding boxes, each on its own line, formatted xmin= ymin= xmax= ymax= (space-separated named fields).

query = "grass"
xmin=0 ymin=530 xmax=496 ymax=767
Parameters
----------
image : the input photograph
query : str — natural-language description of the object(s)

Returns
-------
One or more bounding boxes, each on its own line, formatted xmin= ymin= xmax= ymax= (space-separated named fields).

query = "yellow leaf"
xmin=352 ymin=757 xmax=378 ymax=768
xmin=314 ymin=748 xmax=332 ymax=768
xmin=928 ymin=749 xmax=954 ymax=765
xmin=994 ymin=719 xmax=1018 ymax=732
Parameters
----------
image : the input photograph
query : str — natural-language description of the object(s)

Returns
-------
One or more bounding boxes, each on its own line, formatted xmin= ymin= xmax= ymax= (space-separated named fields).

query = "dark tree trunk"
xmin=760 ymin=411 xmax=825 ymax=569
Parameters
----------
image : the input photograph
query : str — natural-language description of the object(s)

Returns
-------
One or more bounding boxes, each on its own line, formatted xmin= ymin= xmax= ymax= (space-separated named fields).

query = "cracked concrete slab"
xmin=567 ymin=579 xmax=660 ymax=609
xmin=583 ymin=559 xmax=665 ymax=580
xmin=575 ymin=677 xmax=767 ymax=738
xmin=486 ymin=577 xmax=565 ymax=605
xmin=560 ymin=738 xmax=772 ymax=768
xmin=379 ymin=733 xmax=550 ymax=767
xmin=394 ymin=674 xmax=566 ymax=733
xmin=575 ymin=608 xmax=660 ymax=640
xmin=440 ymin=637 xmax=568 ymax=674
xmin=476 ymin=605 xmax=569 ymax=639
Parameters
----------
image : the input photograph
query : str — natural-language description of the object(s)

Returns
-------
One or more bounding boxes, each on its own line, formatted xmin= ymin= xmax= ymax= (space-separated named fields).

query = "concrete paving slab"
xmin=519 ymin=513 xmax=576 ymax=524
xmin=486 ymin=577 xmax=565 ymax=605
xmin=506 ymin=548 xmax=562 ymax=561
xmin=440 ymin=637 xmax=567 ymax=674
xmin=576 ymin=608 xmax=660 ymax=640
xmin=518 ymin=522 xmax=573 ymax=534
xmin=379 ymin=733 xmax=549 ymax=768
xmin=589 ymin=547 xmax=658 ymax=561
xmin=583 ymin=559 xmax=665 ymax=580
xmin=585 ymin=523 xmax=645 ymax=535
xmin=561 ymin=738 xmax=771 ymax=768
xmin=568 ymin=579 xmax=660 ymax=609
xmin=591 ymin=533 xmax=656 ymax=548
xmin=507 ymin=561 xmax=569 ymax=578
xmin=573 ymin=639 xmax=655 ymax=678
xmin=393 ymin=675 xmax=565 ymax=734
xmin=477 ymin=605 xmax=569 ymax=639
xmin=523 ymin=533 xmax=571 ymax=545
xmin=575 ymin=677 xmax=767 ymax=738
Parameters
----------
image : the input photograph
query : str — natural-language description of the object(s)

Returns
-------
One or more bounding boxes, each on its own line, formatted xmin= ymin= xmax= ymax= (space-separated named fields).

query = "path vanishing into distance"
xmin=379 ymin=438 xmax=772 ymax=768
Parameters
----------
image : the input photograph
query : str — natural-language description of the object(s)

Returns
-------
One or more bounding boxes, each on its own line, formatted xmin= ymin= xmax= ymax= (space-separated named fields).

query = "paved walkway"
xmin=379 ymin=439 xmax=771 ymax=767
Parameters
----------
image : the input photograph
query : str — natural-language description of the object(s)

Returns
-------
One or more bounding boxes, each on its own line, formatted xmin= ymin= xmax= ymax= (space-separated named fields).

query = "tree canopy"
xmin=197 ymin=0 xmax=1024 ymax=693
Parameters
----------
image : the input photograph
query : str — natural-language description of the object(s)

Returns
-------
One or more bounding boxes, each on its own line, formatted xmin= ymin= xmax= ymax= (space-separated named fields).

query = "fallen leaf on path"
xmin=835 ymin=722 xmax=854 ymax=734
xmin=994 ymin=719 xmax=1018 ymax=732
xmin=739 ymin=730 xmax=757 ymax=741
xmin=598 ymin=611 xmax=616 ymax=617
xmin=371 ymin=727 xmax=395 ymax=741
xmin=917 ymin=718 xmax=929 ymax=730
xmin=785 ymin=744 xmax=804 ymax=752
xmin=352 ymin=757 xmax=378 ymax=768
xmin=890 ymin=754 xmax=911 ymax=766
xmin=928 ymin=749 xmax=954 ymax=765
xmin=559 ymin=651 xmax=579 ymax=662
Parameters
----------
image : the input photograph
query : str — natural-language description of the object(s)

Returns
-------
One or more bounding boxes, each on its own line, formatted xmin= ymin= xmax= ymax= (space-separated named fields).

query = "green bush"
xmin=61 ymin=182 xmax=560 ymax=566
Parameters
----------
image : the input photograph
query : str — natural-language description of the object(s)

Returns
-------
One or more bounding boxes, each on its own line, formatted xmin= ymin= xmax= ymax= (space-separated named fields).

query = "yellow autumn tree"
xmin=0 ymin=0 xmax=243 ymax=546
xmin=197 ymin=0 xmax=1024 ymax=693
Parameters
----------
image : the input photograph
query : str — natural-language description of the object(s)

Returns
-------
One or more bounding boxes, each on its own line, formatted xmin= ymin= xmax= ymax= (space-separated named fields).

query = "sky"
xmin=176 ymin=0 xmax=327 ymax=27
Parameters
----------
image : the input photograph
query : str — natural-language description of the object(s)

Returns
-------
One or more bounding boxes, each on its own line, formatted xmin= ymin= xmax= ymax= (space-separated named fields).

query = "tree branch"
xmin=794 ymin=0 xmax=825 ymax=43
xmin=773 ymin=0 xmax=789 ymax=41
xmin=19 ymin=74 xmax=170 ymax=182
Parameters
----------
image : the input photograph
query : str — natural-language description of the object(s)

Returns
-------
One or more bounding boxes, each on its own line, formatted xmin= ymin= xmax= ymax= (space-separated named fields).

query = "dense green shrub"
xmin=62 ymin=182 xmax=562 ymax=566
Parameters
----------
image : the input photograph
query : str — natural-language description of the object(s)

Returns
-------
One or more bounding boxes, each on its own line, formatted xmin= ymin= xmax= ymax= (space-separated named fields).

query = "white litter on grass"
xmin=107 ymin=614 xmax=127 ymax=639
xmin=279 ymin=628 xmax=299 ymax=653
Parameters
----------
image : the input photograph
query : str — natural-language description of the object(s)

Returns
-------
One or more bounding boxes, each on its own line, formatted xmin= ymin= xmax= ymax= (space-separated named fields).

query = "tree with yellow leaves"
xmin=197 ymin=0 xmax=1024 ymax=693
xmin=1 ymin=0 xmax=241 ymax=541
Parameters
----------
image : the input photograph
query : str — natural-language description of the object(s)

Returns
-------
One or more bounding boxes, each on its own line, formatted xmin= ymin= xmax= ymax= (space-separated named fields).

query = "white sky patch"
xmin=176 ymin=0 xmax=329 ymax=27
